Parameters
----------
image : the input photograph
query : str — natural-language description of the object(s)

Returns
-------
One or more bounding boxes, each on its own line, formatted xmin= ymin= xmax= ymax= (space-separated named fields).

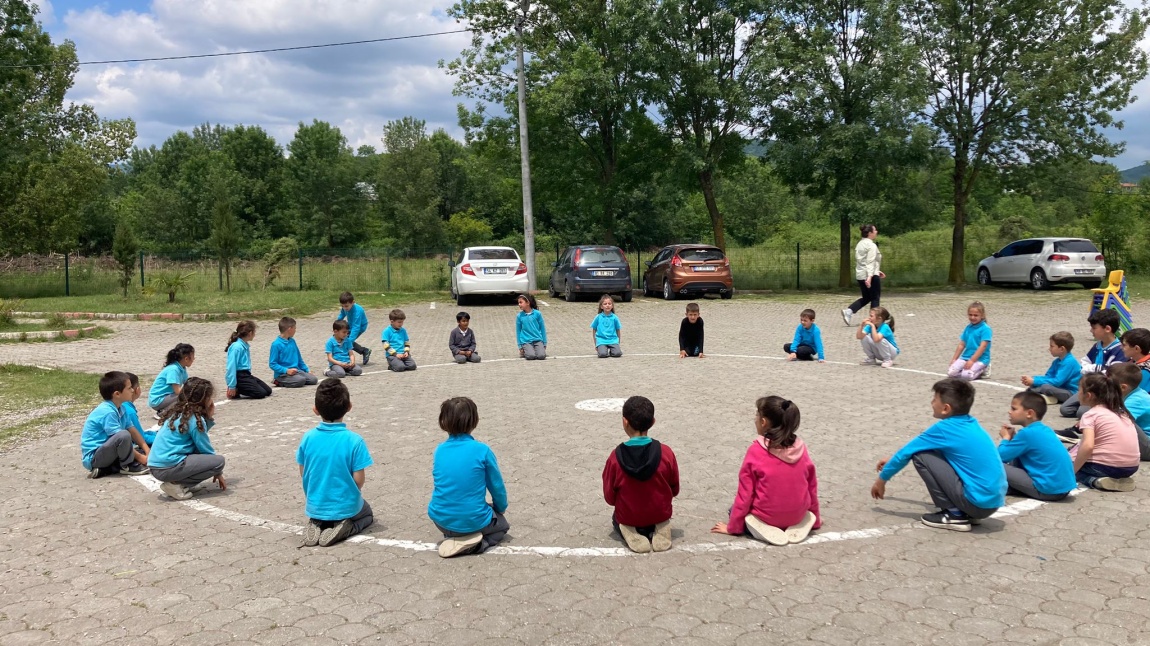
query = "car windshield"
xmin=678 ymin=247 xmax=725 ymax=262
xmin=469 ymin=249 xmax=519 ymax=261
xmin=578 ymin=248 xmax=626 ymax=264
xmin=1054 ymin=240 xmax=1099 ymax=253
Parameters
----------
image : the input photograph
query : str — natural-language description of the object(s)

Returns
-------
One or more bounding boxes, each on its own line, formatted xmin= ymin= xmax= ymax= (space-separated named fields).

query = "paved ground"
xmin=2 ymin=289 xmax=1150 ymax=645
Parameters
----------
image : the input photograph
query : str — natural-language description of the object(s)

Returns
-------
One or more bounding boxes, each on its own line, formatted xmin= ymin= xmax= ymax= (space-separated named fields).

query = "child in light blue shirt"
xmin=120 ymin=373 xmax=154 ymax=464
xmin=148 ymin=377 xmax=226 ymax=500
xmin=1023 ymin=332 xmax=1079 ymax=404
xmin=516 ymin=293 xmax=547 ymax=360
xmin=785 ymin=308 xmax=825 ymax=362
xmin=269 ymin=316 xmax=318 ymax=388
xmin=591 ymin=295 xmax=623 ymax=358
xmin=81 ymin=371 xmax=149 ymax=478
xmin=337 ymin=291 xmax=372 ymax=366
xmin=857 ymin=306 xmax=898 ymax=367
xmin=297 ymin=378 xmax=375 ymax=547
xmin=1111 ymin=363 xmax=1150 ymax=462
xmin=325 ymin=321 xmax=362 ymax=378
xmin=948 ymin=302 xmax=992 ymax=380
xmin=149 ymin=343 xmax=194 ymax=415
xmin=382 ymin=309 xmax=417 ymax=372
xmin=997 ymin=391 xmax=1076 ymax=501
xmin=225 ymin=320 xmax=271 ymax=400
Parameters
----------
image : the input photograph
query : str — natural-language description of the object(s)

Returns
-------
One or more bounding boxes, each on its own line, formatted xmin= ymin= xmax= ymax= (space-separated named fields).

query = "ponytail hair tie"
xmin=782 ymin=400 xmax=792 ymax=410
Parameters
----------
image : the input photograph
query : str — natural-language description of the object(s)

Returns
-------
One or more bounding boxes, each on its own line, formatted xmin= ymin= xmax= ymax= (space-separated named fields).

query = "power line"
xmin=0 ymin=28 xmax=472 ymax=69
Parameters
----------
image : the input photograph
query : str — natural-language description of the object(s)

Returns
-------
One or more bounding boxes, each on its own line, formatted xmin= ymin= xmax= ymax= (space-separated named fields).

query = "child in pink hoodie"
xmin=711 ymin=396 xmax=821 ymax=545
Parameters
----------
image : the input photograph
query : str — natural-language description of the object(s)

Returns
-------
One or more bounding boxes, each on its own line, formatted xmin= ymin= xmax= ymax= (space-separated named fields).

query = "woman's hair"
xmin=159 ymin=376 xmax=214 ymax=434
xmin=872 ymin=306 xmax=895 ymax=332
xmin=756 ymin=395 xmax=800 ymax=448
xmin=1079 ymin=373 xmax=1130 ymax=419
xmin=439 ymin=396 xmax=479 ymax=435
xmin=517 ymin=293 xmax=538 ymax=310
xmin=968 ymin=301 xmax=987 ymax=321
xmin=226 ymin=320 xmax=257 ymax=350
xmin=164 ymin=343 xmax=195 ymax=367
xmin=859 ymin=224 xmax=876 ymax=237
xmin=597 ymin=294 xmax=615 ymax=314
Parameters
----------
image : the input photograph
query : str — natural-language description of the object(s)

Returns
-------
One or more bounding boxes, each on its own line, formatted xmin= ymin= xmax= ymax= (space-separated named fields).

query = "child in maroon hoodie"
xmin=711 ymin=396 xmax=821 ymax=545
xmin=602 ymin=396 xmax=680 ymax=553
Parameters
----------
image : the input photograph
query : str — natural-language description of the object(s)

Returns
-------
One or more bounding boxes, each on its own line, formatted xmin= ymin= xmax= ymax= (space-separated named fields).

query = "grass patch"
xmin=0 ymin=326 xmax=114 ymax=344
xmin=11 ymin=291 xmax=440 ymax=318
xmin=0 ymin=365 xmax=101 ymax=445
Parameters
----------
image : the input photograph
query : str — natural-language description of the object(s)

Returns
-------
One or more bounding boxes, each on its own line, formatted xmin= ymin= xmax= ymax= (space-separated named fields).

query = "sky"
xmin=30 ymin=0 xmax=1150 ymax=171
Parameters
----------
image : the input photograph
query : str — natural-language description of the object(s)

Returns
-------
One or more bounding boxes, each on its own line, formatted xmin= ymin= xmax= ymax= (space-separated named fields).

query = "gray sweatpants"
xmin=434 ymin=506 xmax=510 ymax=553
xmin=1060 ymin=393 xmax=1090 ymax=418
xmin=91 ymin=430 xmax=136 ymax=471
xmin=911 ymin=451 xmax=998 ymax=519
xmin=1138 ymin=428 xmax=1150 ymax=462
xmin=1003 ymin=463 xmax=1070 ymax=501
xmin=596 ymin=344 xmax=622 ymax=358
xmin=1030 ymin=383 xmax=1073 ymax=404
xmin=521 ymin=341 xmax=546 ymax=360
xmin=387 ymin=355 xmax=417 ymax=372
xmin=312 ymin=500 xmax=375 ymax=536
xmin=277 ymin=371 xmax=318 ymax=388
xmin=454 ymin=353 xmax=481 ymax=364
xmin=861 ymin=336 xmax=897 ymax=362
xmin=151 ymin=393 xmax=178 ymax=415
xmin=150 ymin=454 xmax=226 ymax=487
xmin=325 ymin=365 xmax=362 ymax=378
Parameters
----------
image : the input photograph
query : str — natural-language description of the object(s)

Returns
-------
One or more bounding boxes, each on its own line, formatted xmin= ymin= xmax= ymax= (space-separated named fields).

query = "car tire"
xmin=1030 ymin=268 xmax=1049 ymax=290
xmin=977 ymin=267 xmax=993 ymax=286
xmin=663 ymin=280 xmax=676 ymax=301
xmin=1082 ymin=280 xmax=1102 ymax=289
xmin=720 ymin=290 xmax=733 ymax=300
xmin=456 ymin=292 xmax=468 ymax=306
xmin=564 ymin=281 xmax=575 ymax=302
xmin=548 ymin=280 xmax=559 ymax=298
xmin=621 ymin=290 xmax=633 ymax=303
xmin=642 ymin=277 xmax=652 ymax=296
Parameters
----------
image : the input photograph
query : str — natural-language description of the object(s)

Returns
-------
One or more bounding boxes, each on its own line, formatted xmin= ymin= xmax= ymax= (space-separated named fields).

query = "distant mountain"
xmin=1120 ymin=163 xmax=1150 ymax=183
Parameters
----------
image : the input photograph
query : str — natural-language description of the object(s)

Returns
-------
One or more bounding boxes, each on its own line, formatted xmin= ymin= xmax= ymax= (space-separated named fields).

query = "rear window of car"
xmin=469 ymin=249 xmax=519 ymax=260
xmin=1054 ymin=240 xmax=1099 ymax=253
xmin=678 ymin=247 xmax=725 ymax=262
xmin=578 ymin=248 xmax=626 ymax=263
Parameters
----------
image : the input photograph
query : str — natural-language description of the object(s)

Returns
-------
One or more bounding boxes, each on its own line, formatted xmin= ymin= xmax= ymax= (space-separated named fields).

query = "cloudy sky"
xmin=31 ymin=0 xmax=1150 ymax=170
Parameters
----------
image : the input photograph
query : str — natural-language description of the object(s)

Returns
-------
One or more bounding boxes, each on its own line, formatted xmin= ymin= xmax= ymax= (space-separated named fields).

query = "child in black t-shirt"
xmin=679 ymin=303 xmax=705 ymax=358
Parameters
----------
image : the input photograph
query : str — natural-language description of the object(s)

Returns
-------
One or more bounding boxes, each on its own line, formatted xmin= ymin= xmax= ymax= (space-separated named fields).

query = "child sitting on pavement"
xmin=82 ymin=371 xmax=150 ymax=478
xmin=678 ymin=302 xmax=705 ymax=358
xmin=997 ymin=391 xmax=1076 ymax=501
xmin=449 ymin=311 xmax=481 ymax=364
xmin=148 ymin=377 xmax=227 ymax=500
xmin=1067 ymin=373 xmax=1139 ymax=491
xmin=121 ymin=372 xmax=153 ymax=464
xmin=382 ymin=309 xmax=417 ymax=372
xmin=784 ymin=309 xmax=825 ymax=362
xmin=325 ymin=321 xmax=362 ymax=379
xmin=1119 ymin=328 xmax=1150 ymax=393
xmin=602 ymin=396 xmax=680 ymax=553
xmin=1108 ymin=363 xmax=1150 ymax=462
xmin=1060 ymin=309 xmax=1126 ymax=419
xmin=269 ymin=316 xmax=318 ymax=388
xmin=1022 ymin=332 xmax=1079 ymax=405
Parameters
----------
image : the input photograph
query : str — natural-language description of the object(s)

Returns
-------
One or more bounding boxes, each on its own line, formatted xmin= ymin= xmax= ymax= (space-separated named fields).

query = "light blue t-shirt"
xmin=863 ymin=322 xmax=899 ymax=352
xmin=1124 ymin=388 xmax=1150 ymax=435
xmin=959 ymin=321 xmax=993 ymax=364
xmin=120 ymin=401 xmax=156 ymax=446
xmin=428 ymin=434 xmax=508 ymax=534
xmin=880 ymin=414 xmax=1006 ymax=509
xmin=296 ymin=422 xmax=374 ymax=521
xmin=997 ymin=421 xmax=1077 ymax=495
xmin=591 ymin=313 xmax=622 ymax=346
xmin=269 ymin=336 xmax=309 ymax=377
xmin=516 ymin=310 xmax=547 ymax=345
xmin=325 ymin=336 xmax=353 ymax=365
xmin=80 ymin=400 xmax=123 ymax=470
xmin=148 ymin=416 xmax=217 ymax=469
xmin=225 ymin=339 xmax=251 ymax=389
xmin=148 ymin=363 xmax=187 ymax=408
xmin=381 ymin=325 xmax=410 ymax=355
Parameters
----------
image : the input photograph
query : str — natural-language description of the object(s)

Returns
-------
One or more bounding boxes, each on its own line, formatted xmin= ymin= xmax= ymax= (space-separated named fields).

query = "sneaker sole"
xmin=438 ymin=532 xmax=483 ymax=557
xmin=651 ymin=521 xmax=672 ymax=553
xmin=1095 ymin=477 xmax=1136 ymax=492
xmin=785 ymin=511 xmax=817 ymax=544
xmin=302 ymin=523 xmax=322 ymax=547
xmin=744 ymin=515 xmax=789 ymax=545
xmin=618 ymin=524 xmax=653 ymax=553
xmin=920 ymin=518 xmax=972 ymax=532
xmin=318 ymin=520 xmax=354 ymax=547
xmin=159 ymin=482 xmax=192 ymax=500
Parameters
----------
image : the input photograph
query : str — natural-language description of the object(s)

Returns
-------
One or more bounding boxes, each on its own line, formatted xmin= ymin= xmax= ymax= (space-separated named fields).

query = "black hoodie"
xmin=614 ymin=439 xmax=664 ymax=481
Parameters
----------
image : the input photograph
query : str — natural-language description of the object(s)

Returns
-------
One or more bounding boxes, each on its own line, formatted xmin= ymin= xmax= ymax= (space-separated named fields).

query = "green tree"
xmin=209 ymin=177 xmax=242 ymax=292
xmin=379 ymin=118 xmax=443 ymax=248
xmin=905 ymin=0 xmax=1149 ymax=283
xmin=1090 ymin=175 xmax=1141 ymax=270
xmin=284 ymin=120 xmax=370 ymax=248
xmin=111 ymin=218 xmax=139 ymax=297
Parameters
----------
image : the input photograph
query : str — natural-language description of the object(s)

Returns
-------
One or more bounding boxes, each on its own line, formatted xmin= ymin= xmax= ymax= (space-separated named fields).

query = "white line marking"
xmin=538 ymin=300 xmax=550 ymax=307
xmin=429 ymin=302 xmax=436 ymax=310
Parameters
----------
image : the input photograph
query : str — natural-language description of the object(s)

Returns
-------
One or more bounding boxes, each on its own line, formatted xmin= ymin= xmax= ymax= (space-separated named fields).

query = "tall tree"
xmin=379 ymin=117 xmax=443 ymax=248
xmin=905 ymin=0 xmax=1149 ymax=283
xmin=284 ymin=120 xmax=369 ymax=248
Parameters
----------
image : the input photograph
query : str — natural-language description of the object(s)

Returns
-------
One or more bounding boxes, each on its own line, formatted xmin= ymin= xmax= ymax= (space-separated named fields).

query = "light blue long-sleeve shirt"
xmin=428 ymin=434 xmax=508 ymax=534
xmin=997 ymin=421 xmax=1077 ymax=495
xmin=880 ymin=414 xmax=1006 ymax=509
xmin=80 ymin=400 xmax=122 ymax=470
xmin=381 ymin=325 xmax=410 ymax=355
xmin=791 ymin=323 xmax=825 ymax=360
xmin=225 ymin=339 xmax=251 ymax=389
xmin=1124 ymin=388 xmax=1150 ymax=435
xmin=1031 ymin=354 xmax=1080 ymax=393
xmin=516 ymin=309 xmax=547 ymax=345
xmin=147 ymin=415 xmax=217 ymax=469
xmin=269 ymin=336 xmax=309 ymax=377
xmin=337 ymin=304 xmax=368 ymax=342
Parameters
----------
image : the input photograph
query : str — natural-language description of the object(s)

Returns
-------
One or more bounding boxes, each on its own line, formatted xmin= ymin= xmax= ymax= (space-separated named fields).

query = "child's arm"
xmin=124 ymin=423 xmax=149 ymax=459
xmin=950 ymin=341 xmax=965 ymax=363
xmin=714 ymin=455 xmax=755 ymax=535
xmin=1073 ymin=426 xmax=1095 ymax=471
xmin=449 ymin=331 xmax=461 ymax=355
xmin=352 ymin=469 xmax=365 ymax=489
xmin=602 ymin=457 xmax=618 ymax=506
xmin=806 ymin=463 xmax=821 ymax=529
xmin=789 ymin=326 xmax=802 ymax=359
xmin=814 ymin=327 xmax=825 ymax=362
xmin=697 ymin=319 xmax=705 ymax=357
xmin=225 ymin=344 xmax=239 ymax=397
xmin=679 ymin=320 xmax=688 ymax=357
xmin=855 ymin=321 xmax=868 ymax=340
xmin=965 ymin=341 xmax=989 ymax=367
xmin=539 ymin=313 xmax=548 ymax=346
xmin=484 ymin=449 xmax=509 ymax=513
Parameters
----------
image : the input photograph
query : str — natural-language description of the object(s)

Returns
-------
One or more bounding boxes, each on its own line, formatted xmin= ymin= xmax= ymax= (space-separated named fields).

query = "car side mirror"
xmin=992 ymin=252 xmax=1000 ymax=259
xmin=645 ymin=261 xmax=653 ymax=267
xmin=448 ymin=261 xmax=456 ymax=268
xmin=550 ymin=261 xmax=557 ymax=267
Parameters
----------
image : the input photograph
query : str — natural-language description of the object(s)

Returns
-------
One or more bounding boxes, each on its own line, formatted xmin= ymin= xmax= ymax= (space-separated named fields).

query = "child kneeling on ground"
xmin=602 ymin=396 xmax=679 ymax=553
xmin=297 ymin=378 xmax=375 ymax=547
xmin=998 ymin=391 xmax=1076 ymax=501
xmin=871 ymin=378 xmax=1006 ymax=531
xmin=712 ymin=396 xmax=821 ymax=545
xmin=148 ymin=377 xmax=227 ymax=500
xmin=428 ymin=397 xmax=510 ymax=557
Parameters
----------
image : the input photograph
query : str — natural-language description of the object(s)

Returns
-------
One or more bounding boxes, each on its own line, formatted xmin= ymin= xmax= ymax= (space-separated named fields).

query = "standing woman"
xmin=842 ymin=224 xmax=885 ymax=325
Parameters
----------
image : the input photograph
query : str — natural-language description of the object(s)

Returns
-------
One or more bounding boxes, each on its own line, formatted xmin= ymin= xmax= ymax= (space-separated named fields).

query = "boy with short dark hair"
xmin=784 ymin=308 xmax=825 ymax=362
xmin=602 ymin=396 xmax=680 ymax=553
xmin=382 ymin=309 xmax=416 ymax=372
xmin=997 ymin=391 xmax=1076 ymax=501
xmin=297 ymin=378 xmax=375 ymax=547
xmin=120 ymin=372 xmax=153 ymax=464
xmin=428 ymin=397 xmax=510 ymax=558
xmin=870 ymin=378 xmax=1006 ymax=531
xmin=449 ymin=311 xmax=481 ymax=364
xmin=1061 ymin=309 xmax=1127 ymax=418
xmin=1119 ymin=328 xmax=1150 ymax=393
xmin=337 ymin=292 xmax=372 ymax=366
xmin=679 ymin=303 xmax=705 ymax=358
xmin=1110 ymin=363 xmax=1150 ymax=461
xmin=325 ymin=320 xmax=362 ymax=378
xmin=81 ymin=371 xmax=150 ymax=478
xmin=270 ymin=316 xmax=318 ymax=388
xmin=1022 ymin=331 xmax=1079 ymax=405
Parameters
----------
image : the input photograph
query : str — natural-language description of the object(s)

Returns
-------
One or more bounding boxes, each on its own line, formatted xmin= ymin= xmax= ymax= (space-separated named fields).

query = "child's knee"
xmin=454 ymin=355 xmax=467 ymax=364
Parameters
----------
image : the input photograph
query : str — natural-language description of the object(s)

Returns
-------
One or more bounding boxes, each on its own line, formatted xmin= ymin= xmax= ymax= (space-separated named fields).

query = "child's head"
xmin=1049 ymin=331 xmax=1074 ymax=356
xmin=227 ymin=320 xmax=257 ymax=349
xmin=1088 ymin=308 xmax=1120 ymax=342
xmin=517 ymin=293 xmax=537 ymax=311
xmin=439 ymin=396 xmax=479 ymax=436
xmin=967 ymin=301 xmax=986 ymax=325
xmin=598 ymin=294 xmax=615 ymax=314
xmin=930 ymin=378 xmax=974 ymax=418
xmin=456 ymin=311 xmax=470 ymax=329
xmin=99 ymin=371 xmax=131 ymax=402
xmin=332 ymin=319 xmax=349 ymax=340
xmin=389 ymin=309 xmax=406 ymax=328
xmin=164 ymin=343 xmax=196 ymax=367
xmin=1009 ymin=391 xmax=1047 ymax=426
xmin=161 ymin=376 xmax=215 ymax=433
xmin=1108 ymin=362 xmax=1143 ymax=396
xmin=1079 ymin=373 xmax=1126 ymax=415
xmin=339 ymin=291 xmax=355 ymax=311
xmin=314 ymin=377 xmax=352 ymax=422
xmin=125 ymin=372 xmax=142 ymax=401
xmin=621 ymin=396 xmax=655 ymax=436
xmin=755 ymin=395 xmax=800 ymax=448
xmin=685 ymin=302 xmax=700 ymax=322
xmin=278 ymin=316 xmax=297 ymax=337
xmin=1120 ymin=328 xmax=1150 ymax=360
xmin=870 ymin=306 xmax=894 ymax=331
xmin=800 ymin=309 xmax=815 ymax=328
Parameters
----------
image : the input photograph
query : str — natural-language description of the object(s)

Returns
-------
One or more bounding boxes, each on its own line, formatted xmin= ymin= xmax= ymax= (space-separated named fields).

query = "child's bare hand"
xmin=1021 ymin=376 xmax=1033 ymax=386
xmin=679 ymin=350 xmax=687 ymax=358
xmin=519 ymin=348 xmax=525 ymax=357
xmin=214 ymin=474 xmax=228 ymax=490
xmin=817 ymin=359 xmax=825 ymax=364
xmin=870 ymin=479 xmax=886 ymax=500
xmin=698 ymin=352 xmax=706 ymax=359
xmin=787 ymin=353 xmax=797 ymax=361
xmin=875 ymin=459 xmax=887 ymax=473
xmin=710 ymin=522 xmax=730 ymax=534
xmin=226 ymin=388 xmax=237 ymax=399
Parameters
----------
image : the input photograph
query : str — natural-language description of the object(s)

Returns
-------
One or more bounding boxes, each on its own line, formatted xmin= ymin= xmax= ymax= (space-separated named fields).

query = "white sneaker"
xmin=159 ymin=482 xmax=193 ymax=500
xmin=651 ymin=521 xmax=672 ymax=553
xmin=841 ymin=308 xmax=853 ymax=325
xmin=981 ymin=364 xmax=993 ymax=379
xmin=1041 ymin=394 xmax=1059 ymax=405
xmin=880 ymin=360 xmax=893 ymax=368
xmin=438 ymin=532 xmax=483 ymax=558
xmin=744 ymin=515 xmax=788 ymax=546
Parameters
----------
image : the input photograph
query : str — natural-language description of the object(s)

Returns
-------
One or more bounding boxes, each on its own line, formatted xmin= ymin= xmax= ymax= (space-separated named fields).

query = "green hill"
xmin=1120 ymin=163 xmax=1150 ymax=183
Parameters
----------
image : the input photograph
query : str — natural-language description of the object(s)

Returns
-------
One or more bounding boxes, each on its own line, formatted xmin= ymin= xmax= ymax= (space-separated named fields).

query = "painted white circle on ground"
xmin=575 ymin=397 xmax=627 ymax=412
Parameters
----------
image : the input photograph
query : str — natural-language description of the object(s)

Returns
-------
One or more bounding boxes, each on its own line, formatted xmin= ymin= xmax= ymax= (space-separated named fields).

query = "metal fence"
xmin=0 ymin=238 xmax=1025 ymax=299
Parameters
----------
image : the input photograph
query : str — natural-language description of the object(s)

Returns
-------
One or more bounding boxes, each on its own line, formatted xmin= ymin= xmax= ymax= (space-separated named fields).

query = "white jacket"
xmin=855 ymin=238 xmax=881 ymax=280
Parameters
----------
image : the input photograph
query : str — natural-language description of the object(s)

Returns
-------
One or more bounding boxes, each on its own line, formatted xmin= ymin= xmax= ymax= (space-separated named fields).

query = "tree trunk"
xmin=838 ymin=212 xmax=852 ymax=288
xmin=699 ymin=170 xmax=726 ymax=251
xmin=599 ymin=119 xmax=618 ymax=246
xmin=949 ymin=157 xmax=968 ymax=284
xmin=168 ymin=290 xmax=176 ymax=303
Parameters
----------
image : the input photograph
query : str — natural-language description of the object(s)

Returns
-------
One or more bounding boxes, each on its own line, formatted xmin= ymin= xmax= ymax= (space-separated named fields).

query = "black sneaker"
xmin=1055 ymin=426 xmax=1081 ymax=443
xmin=318 ymin=519 xmax=355 ymax=547
xmin=89 ymin=466 xmax=117 ymax=479
xmin=921 ymin=510 xmax=972 ymax=532
xmin=120 ymin=463 xmax=150 ymax=476
xmin=361 ymin=348 xmax=372 ymax=366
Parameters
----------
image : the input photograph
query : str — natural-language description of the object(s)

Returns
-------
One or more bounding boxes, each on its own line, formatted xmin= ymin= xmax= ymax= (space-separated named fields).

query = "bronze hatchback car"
xmin=641 ymin=244 xmax=733 ymax=300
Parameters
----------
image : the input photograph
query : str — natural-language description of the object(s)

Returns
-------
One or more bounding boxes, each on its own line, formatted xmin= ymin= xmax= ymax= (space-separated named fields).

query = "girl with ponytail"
xmin=149 ymin=343 xmax=195 ymax=415
xmin=1071 ymin=373 xmax=1140 ymax=491
xmin=224 ymin=320 xmax=272 ymax=400
xmin=711 ymin=396 xmax=821 ymax=545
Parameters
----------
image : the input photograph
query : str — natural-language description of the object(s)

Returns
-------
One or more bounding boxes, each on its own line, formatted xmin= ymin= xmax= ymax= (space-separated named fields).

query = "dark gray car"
xmin=548 ymin=245 xmax=633 ymax=302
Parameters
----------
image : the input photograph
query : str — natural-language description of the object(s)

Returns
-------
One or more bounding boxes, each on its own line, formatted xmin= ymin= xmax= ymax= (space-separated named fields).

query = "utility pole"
xmin=515 ymin=0 xmax=536 ymax=291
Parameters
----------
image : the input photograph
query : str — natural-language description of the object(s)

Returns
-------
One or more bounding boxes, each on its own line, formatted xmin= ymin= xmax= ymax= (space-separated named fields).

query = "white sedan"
xmin=976 ymin=237 xmax=1106 ymax=290
xmin=450 ymin=247 xmax=530 ymax=305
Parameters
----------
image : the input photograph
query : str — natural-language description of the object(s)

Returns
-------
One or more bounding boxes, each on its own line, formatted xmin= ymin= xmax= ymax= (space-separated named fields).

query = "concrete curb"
xmin=11 ymin=307 xmax=292 ymax=322
xmin=0 ymin=325 xmax=100 ymax=340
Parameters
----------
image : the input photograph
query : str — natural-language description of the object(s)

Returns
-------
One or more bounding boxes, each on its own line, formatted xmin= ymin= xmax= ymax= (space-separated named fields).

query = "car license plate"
xmin=693 ymin=266 xmax=717 ymax=272
xmin=484 ymin=267 xmax=507 ymax=275
xmin=1074 ymin=269 xmax=1093 ymax=275
xmin=593 ymin=270 xmax=614 ymax=277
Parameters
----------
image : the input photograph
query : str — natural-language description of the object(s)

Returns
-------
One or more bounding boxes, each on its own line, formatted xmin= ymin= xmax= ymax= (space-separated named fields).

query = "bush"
xmin=263 ymin=237 xmax=300 ymax=289
xmin=0 ymin=298 xmax=21 ymax=326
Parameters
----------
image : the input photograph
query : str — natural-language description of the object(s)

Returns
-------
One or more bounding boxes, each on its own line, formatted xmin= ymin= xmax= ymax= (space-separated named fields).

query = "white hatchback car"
xmin=450 ymin=246 xmax=530 ymax=305
xmin=977 ymin=237 xmax=1106 ymax=290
